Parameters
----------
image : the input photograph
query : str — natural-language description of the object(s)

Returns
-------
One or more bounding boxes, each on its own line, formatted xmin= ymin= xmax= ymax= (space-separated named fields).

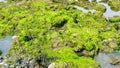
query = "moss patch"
xmin=0 ymin=0 xmax=120 ymax=68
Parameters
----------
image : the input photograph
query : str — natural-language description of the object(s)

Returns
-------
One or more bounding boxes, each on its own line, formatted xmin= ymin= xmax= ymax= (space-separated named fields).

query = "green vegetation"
xmin=0 ymin=0 xmax=120 ymax=68
xmin=72 ymin=0 xmax=106 ymax=12
xmin=45 ymin=47 xmax=99 ymax=68
xmin=0 ymin=50 xmax=2 ymax=56
xmin=109 ymin=16 xmax=120 ymax=23
xmin=108 ymin=0 xmax=120 ymax=11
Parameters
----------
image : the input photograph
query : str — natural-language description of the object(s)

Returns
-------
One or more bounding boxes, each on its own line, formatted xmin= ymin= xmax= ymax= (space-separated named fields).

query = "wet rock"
xmin=89 ymin=50 xmax=96 ymax=56
xmin=82 ymin=50 xmax=89 ymax=56
xmin=64 ymin=42 xmax=74 ymax=47
xmin=103 ymin=38 xmax=118 ymax=49
xmin=10 ymin=65 xmax=15 ymax=68
xmin=0 ymin=56 xmax=37 ymax=68
xmin=109 ymin=42 xmax=118 ymax=49
xmin=111 ymin=57 xmax=120 ymax=66
xmin=29 ymin=60 xmax=35 ymax=68
xmin=103 ymin=39 xmax=109 ymax=45
xmin=48 ymin=63 xmax=55 ymax=68
xmin=53 ymin=41 xmax=60 ymax=48
xmin=12 ymin=36 xmax=18 ymax=40
xmin=101 ymin=46 xmax=113 ymax=53
xmin=74 ymin=46 xmax=95 ymax=57
xmin=0 ymin=56 xmax=4 ymax=63
xmin=74 ymin=47 xmax=79 ymax=52
xmin=81 ymin=50 xmax=95 ymax=57
xmin=2 ymin=64 xmax=9 ymax=68
xmin=51 ymin=62 xmax=76 ymax=68
xmin=73 ymin=33 xmax=78 ymax=38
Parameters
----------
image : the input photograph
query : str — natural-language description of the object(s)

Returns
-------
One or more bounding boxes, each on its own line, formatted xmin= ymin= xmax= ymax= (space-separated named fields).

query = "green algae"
xmin=108 ymin=0 xmax=120 ymax=11
xmin=45 ymin=47 xmax=99 ymax=68
xmin=0 ymin=0 xmax=120 ymax=68
xmin=109 ymin=16 xmax=120 ymax=23
xmin=74 ymin=0 xmax=106 ymax=12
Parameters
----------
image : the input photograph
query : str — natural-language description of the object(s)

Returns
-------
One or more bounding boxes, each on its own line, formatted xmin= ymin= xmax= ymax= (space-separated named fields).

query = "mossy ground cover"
xmin=109 ymin=16 xmax=120 ymax=23
xmin=108 ymin=0 xmax=120 ymax=11
xmin=0 ymin=0 xmax=120 ymax=68
xmin=71 ymin=0 xmax=106 ymax=12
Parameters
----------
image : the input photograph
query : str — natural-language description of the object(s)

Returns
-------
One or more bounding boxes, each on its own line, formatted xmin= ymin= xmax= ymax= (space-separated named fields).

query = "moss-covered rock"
xmin=0 ymin=0 xmax=120 ymax=68
xmin=47 ymin=47 xmax=99 ymax=68
xmin=108 ymin=0 xmax=120 ymax=11
xmin=93 ymin=4 xmax=106 ymax=12
xmin=109 ymin=16 xmax=120 ymax=23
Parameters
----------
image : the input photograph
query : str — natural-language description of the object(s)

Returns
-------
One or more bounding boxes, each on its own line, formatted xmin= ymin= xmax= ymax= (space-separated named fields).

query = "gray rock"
xmin=48 ymin=63 xmax=55 ymax=68
xmin=111 ymin=57 xmax=120 ymax=65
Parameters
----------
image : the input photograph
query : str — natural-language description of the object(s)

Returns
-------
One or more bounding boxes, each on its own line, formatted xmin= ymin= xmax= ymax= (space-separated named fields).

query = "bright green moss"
xmin=108 ymin=0 xmax=120 ymax=11
xmin=109 ymin=16 xmax=120 ymax=23
xmin=0 ymin=0 xmax=120 ymax=68
xmin=44 ymin=47 xmax=99 ymax=68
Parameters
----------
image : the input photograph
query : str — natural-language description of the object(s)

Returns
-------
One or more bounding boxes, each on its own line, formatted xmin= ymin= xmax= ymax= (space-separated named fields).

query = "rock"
xmin=111 ymin=57 xmax=120 ymax=65
xmin=34 ymin=64 xmax=40 ymax=68
xmin=53 ymin=41 xmax=59 ymax=48
xmin=109 ymin=42 xmax=118 ymax=48
xmin=29 ymin=60 xmax=35 ymax=68
xmin=103 ymin=38 xmax=118 ymax=48
xmin=101 ymin=46 xmax=113 ymax=53
xmin=103 ymin=39 xmax=109 ymax=45
xmin=48 ymin=63 xmax=55 ymax=68
xmin=73 ymin=33 xmax=78 ymax=38
xmin=12 ymin=36 xmax=18 ymax=40
xmin=102 ymin=38 xmax=118 ymax=53
xmin=89 ymin=50 xmax=95 ymax=56
xmin=0 ymin=56 xmax=4 ymax=63
xmin=10 ymin=65 xmax=15 ymax=68
xmin=82 ymin=50 xmax=89 ymax=56
xmin=74 ymin=47 xmax=79 ymax=52
xmin=3 ymin=64 xmax=9 ymax=68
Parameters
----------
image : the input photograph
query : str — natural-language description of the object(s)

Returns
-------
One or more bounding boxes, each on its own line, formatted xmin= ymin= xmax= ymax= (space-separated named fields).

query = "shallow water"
xmin=95 ymin=52 xmax=120 ymax=68
xmin=0 ymin=0 xmax=4 ymax=2
xmin=90 ymin=0 xmax=120 ymax=18
xmin=0 ymin=36 xmax=13 ymax=56
xmin=0 ymin=0 xmax=6 ymax=2
xmin=97 ymin=1 xmax=120 ymax=18
xmin=76 ymin=0 xmax=120 ymax=18
xmin=74 ymin=5 xmax=96 ymax=13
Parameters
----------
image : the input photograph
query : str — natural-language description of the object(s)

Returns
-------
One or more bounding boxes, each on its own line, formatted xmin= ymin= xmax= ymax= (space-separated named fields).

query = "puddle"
xmin=89 ymin=0 xmax=120 ymax=18
xmin=0 ymin=36 xmax=13 ymax=56
xmin=97 ymin=2 xmax=120 ymax=18
xmin=95 ymin=52 xmax=120 ymax=68
xmin=0 ymin=0 xmax=7 ymax=2
xmin=74 ymin=5 xmax=96 ymax=13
